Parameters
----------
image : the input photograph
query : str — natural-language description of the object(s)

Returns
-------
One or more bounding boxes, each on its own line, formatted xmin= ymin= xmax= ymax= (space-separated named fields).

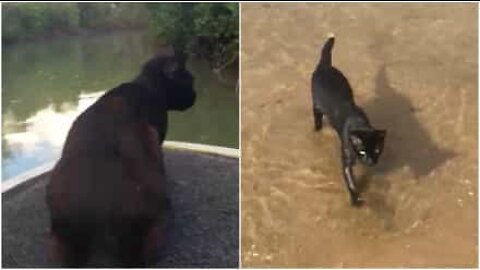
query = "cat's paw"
xmin=350 ymin=194 xmax=365 ymax=207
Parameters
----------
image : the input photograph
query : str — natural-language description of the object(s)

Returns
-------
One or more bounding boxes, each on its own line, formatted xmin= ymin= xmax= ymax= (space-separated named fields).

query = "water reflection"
xmin=2 ymin=31 xmax=238 ymax=180
xmin=3 ymin=92 xmax=103 ymax=179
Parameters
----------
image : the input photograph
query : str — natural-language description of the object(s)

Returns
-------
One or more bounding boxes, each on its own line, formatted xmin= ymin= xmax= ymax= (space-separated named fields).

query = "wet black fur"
xmin=311 ymin=37 xmax=386 ymax=206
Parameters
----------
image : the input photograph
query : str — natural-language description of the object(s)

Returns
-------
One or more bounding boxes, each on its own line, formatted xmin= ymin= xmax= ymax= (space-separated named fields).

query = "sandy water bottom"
xmin=241 ymin=3 xmax=478 ymax=267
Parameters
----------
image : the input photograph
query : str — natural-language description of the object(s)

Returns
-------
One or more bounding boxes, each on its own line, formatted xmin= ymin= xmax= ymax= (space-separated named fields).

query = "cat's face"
xmin=349 ymin=129 xmax=386 ymax=166
xmin=142 ymin=50 xmax=196 ymax=111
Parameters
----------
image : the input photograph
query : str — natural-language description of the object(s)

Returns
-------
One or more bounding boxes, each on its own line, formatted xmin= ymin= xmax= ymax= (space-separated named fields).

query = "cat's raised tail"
xmin=319 ymin=34 xmax=335 ymax=67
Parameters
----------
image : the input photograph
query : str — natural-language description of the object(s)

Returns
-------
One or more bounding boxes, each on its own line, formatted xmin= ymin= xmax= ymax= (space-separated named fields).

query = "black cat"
xmin=311 ymin=35 xmax=386 ymax=206
xmin=46 ymin=49 xmax=196 ymax=267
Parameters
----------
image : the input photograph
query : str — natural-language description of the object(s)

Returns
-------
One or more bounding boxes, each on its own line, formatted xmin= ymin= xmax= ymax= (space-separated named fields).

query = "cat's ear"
xmin=175 ymin=50 xmax=187 ymax=69
xmin=162 ymin=57 xmax=179 ymax=79
xmin=377 ymin=129 xmax=386 ymax=138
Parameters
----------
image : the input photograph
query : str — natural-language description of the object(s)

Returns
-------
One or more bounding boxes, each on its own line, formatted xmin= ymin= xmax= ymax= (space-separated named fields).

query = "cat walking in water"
xmin=311 ymin=35 xmax=386 ymax=206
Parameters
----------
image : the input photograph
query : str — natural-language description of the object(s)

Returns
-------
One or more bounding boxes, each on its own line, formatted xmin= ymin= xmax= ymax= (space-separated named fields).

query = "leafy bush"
xmin=148 ymin=3 xmax=239 ymax=70
xmin=77 ymin=3 xmax=148 ymax=30
xmin=2 ymin=3 xmax=239 ymax=71
xmin=2 ymin=3 xmax=80 ymax=43
xmin=2 ymin=3 xmax=147 ymax=44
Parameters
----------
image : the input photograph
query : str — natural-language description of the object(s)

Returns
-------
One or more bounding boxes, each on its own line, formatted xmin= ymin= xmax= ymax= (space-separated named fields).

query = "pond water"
xmin=241 ymin=3 xmax=477 ymax=268
xmin=2 ymin=31 xmax=238 ymax=180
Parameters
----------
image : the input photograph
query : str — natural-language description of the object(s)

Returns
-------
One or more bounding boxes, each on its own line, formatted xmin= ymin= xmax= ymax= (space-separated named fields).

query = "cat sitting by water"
xmin=311 ymin=35 xmax=386 ymax=206
xmin=46 ymin=48 xmax=196 ymax=267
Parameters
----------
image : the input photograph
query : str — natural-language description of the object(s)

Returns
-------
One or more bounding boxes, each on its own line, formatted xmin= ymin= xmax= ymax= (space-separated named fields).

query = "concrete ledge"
xmin=2 ymin=161 xmax=57 ymax=194
xmin=2 ymin=141 xmax=239 ymax=194
xmin=164 ymin=141 xmax=239 ymax=158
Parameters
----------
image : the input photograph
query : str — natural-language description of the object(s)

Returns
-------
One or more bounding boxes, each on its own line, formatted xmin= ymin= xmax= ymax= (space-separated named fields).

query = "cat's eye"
xmin=351 ymin=136 xmax=362 ymax=146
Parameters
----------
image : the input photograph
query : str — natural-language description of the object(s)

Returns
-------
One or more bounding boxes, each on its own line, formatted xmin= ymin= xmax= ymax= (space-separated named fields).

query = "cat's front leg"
xmin=341 ymin=145 xmax=364 ymax=206
xmin=313 ymin=105 xmax=324 ymax=131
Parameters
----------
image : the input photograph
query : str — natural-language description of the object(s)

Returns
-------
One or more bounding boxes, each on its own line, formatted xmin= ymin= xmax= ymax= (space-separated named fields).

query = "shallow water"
xmin=241 ymin=3 xmax=477 ymax=267
xmin=2 ymin=31 xmax=238 ymax=180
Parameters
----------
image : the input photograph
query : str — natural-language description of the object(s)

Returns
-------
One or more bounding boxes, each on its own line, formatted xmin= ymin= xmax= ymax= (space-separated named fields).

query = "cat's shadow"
xmin=357 ymin=65 xmax=455 ymax=220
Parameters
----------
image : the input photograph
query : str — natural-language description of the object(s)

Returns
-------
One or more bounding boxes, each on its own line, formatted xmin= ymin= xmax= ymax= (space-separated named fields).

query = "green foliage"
xmin=148 ymin=3 xmax=239 ymax=70
xmin=149 ymin=4 xmax=194 ymax=51
xmin=77 ymin=3 xmax=148 ymax=30
xmin=2 ymin=3 xmax=148 ymax=44
xmin=2 ymin=3 xmax=80 ymax=43
xmin=3 ymin=3 xmax=239 ymax=70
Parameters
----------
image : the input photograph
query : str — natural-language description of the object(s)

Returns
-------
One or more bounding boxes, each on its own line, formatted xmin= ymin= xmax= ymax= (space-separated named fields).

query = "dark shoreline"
xmin=2 ymin=26 xmax=149 ymax=47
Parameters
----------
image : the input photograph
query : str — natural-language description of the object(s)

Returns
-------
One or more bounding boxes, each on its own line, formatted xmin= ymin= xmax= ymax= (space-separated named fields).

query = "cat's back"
xmin=61 ymin=83 xmax=147 ymax=154
xmin=311 ymin=65 xmax=354 ymax=111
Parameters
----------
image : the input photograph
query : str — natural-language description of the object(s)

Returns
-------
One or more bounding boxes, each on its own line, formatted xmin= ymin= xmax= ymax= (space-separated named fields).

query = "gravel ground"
xmin=2 ymin=149 xmax=239 ymax=268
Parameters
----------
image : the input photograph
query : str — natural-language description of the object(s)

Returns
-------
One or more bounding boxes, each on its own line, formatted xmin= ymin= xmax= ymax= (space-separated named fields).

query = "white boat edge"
xmin=2 ymin=141 xmax=239 ymax=194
